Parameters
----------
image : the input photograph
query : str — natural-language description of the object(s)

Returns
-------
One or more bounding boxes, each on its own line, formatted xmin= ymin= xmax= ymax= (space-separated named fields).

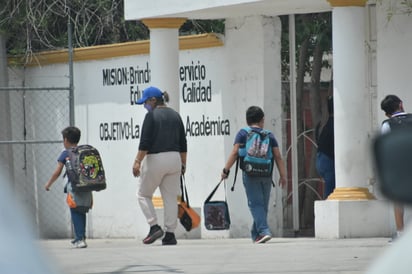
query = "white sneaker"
xmin=74 ymin=240 xmax=87 ymax=248
xmin=388 ymin=231 xmax=403 ymax=243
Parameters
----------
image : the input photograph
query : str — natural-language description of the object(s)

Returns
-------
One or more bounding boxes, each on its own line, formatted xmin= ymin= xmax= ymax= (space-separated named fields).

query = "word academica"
xmin=186 ymin=115 xmax=230 ymax=136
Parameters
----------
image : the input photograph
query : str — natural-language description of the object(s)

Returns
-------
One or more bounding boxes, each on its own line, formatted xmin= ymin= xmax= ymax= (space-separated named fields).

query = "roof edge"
xmin=8 ymin=33 xmax=224 ymax=67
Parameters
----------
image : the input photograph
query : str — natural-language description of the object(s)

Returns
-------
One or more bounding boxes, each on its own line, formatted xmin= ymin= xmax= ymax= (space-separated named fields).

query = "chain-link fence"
xmin=0 ymin=87 xmax=71 ymax=239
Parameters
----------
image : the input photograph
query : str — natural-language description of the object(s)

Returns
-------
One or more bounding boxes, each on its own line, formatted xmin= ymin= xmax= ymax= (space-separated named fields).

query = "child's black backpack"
xmin=386 ymin=113 xmax=412 ymax=130
xmin=65 ymin=145 xmax=107 ymax=192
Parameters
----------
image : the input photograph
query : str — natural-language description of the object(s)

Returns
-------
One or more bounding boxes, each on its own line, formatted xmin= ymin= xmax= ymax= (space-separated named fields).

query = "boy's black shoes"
xmin=143 ymin=224 xmax=164 ymax=244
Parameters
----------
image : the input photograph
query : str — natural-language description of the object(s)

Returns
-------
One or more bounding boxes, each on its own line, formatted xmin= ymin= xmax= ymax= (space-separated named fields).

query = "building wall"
xmin=8 ymin=15 xmax=284 ymax=239
xmin=376 ymin=4 xmax=412 ymax=121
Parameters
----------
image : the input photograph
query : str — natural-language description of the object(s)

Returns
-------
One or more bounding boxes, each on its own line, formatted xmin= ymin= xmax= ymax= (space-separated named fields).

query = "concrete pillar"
xmin=141 ymin=18 xmax=186 ymax=111
xmin=328 ymin=0 xmax=373 ymax=199
xmin=315 ymin=0 xmax=392 ymax=238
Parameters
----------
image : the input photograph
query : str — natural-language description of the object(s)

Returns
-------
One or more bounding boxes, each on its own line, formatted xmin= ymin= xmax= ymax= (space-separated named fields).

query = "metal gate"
xmin=0 ymin=87 xmax=72 ymax=238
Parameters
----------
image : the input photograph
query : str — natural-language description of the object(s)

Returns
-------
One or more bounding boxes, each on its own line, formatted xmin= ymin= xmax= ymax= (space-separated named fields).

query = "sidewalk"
xmin=39 ymin=237 xmax=390 ymax=274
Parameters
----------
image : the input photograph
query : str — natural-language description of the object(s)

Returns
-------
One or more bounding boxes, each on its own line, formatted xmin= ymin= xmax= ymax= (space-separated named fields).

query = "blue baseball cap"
xmin=137 ymin=86 xmax=163 ymax=104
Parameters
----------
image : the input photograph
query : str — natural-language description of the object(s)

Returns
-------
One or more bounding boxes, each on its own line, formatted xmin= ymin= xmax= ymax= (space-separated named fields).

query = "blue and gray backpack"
xmin=231 ymin=127 xmax=275 ymax=191
xmin=238 ymin=127 xmax=273 ymax=177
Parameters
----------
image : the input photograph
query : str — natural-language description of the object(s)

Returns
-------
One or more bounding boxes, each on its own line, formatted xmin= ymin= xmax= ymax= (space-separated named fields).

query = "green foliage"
xmin=280 ymin=12 xmax=332 ymax=81
xmin=0 ymin=0 xmax=223 ymax=60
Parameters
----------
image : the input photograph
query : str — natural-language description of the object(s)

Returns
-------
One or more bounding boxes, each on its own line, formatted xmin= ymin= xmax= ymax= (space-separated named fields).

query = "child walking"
xmin=45 ymin=126 xmax=92 ymax=248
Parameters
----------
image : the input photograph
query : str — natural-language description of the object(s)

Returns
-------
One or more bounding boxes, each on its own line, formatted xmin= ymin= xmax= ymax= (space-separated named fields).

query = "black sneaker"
xmin=143 ymin=225 xmax=164 ymax=244
xmin=162 ymin=232 xmax=177 ymax=245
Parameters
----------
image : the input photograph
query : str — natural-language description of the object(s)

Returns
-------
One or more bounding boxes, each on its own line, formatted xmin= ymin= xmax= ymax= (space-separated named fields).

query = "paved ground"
xmin=39 ymin=237 xmax=390 ymax=274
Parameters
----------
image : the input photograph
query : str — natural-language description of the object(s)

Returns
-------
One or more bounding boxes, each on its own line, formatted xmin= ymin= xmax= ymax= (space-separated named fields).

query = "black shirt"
xmin=139 ymin=107 xmax=187 ymax=154
xmin=316 ymin=116 xmax=334 ymax=159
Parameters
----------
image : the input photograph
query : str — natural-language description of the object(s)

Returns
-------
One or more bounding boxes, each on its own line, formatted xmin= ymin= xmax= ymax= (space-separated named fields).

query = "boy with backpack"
xmin=221 ymin=106 xmax=287 ymax=243
xmin=380 ymin=95 xmax=412 ymax=240
xmin=45 ymin=126 xmax=92 ymax=248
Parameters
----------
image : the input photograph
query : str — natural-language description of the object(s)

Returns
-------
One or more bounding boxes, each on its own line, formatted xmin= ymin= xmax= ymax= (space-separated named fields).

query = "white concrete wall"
xmin=12 ymin=15 xmax=284 ymax=239
xmin=376 ymin=4 xmax=412 ymax=122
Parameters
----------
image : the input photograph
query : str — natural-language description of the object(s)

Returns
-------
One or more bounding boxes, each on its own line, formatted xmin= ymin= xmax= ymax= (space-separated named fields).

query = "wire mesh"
xmin=0 ymin=88 xmax=71 ymax=239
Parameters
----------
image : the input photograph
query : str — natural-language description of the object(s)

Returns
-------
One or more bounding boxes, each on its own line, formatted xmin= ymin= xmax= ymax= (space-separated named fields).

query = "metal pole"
xmin=289 ymin=14 xmax=300 ymax=233
xmin=68 ymin=17 xmax=75 ymax=126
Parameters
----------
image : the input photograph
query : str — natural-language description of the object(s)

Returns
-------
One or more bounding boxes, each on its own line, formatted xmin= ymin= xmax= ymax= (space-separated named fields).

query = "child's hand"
xmin=44 ymin=184 xmax=51 ymax=191
xmin=221 ymin=168 xmax=230 ymax=180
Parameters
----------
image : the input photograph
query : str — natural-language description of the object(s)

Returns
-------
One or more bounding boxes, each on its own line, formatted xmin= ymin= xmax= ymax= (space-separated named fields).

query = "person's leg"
xmin=322 ymin=168 xmax=335 ymax=199
xmin=258 ymin=178 xmax=272 ymax=243
xmin=137 ymin=155 xmax=163 ymax=226
xmin=316 ymin=152 xmax=335 ymax=199
xmin=137 ymin=155 xmax=164 ymax=244
xmin=158 ymin=153 xmax=180 ymax=233
xmin=242 ymin=174 xmax=272 ymax=242
xmin=158 ymin=152 xmax=181 ymax=245
xmin=159 ymin=174 xmax=180 ymax=233
xmin=160 ymin=186 xmax=179 ymax=247
xmin=251 ymin=222 xmax=258 ymax=242
xmin=70 ymin=208 xmax=87 ymax=247
xmin=394 ymin=203 xmax=404 ymax=236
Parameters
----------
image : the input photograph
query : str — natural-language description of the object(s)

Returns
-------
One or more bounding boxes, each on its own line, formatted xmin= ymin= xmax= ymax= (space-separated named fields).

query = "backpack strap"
xmin=242 ymin=126 xmax=251 ymax=132
xmin=261 ymin=129 xmax=275 ymax=187
xmin=269 ymin=164 xmax=275 ymax=188
xmin=232 ymin=128 xmax=249 ymax=191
